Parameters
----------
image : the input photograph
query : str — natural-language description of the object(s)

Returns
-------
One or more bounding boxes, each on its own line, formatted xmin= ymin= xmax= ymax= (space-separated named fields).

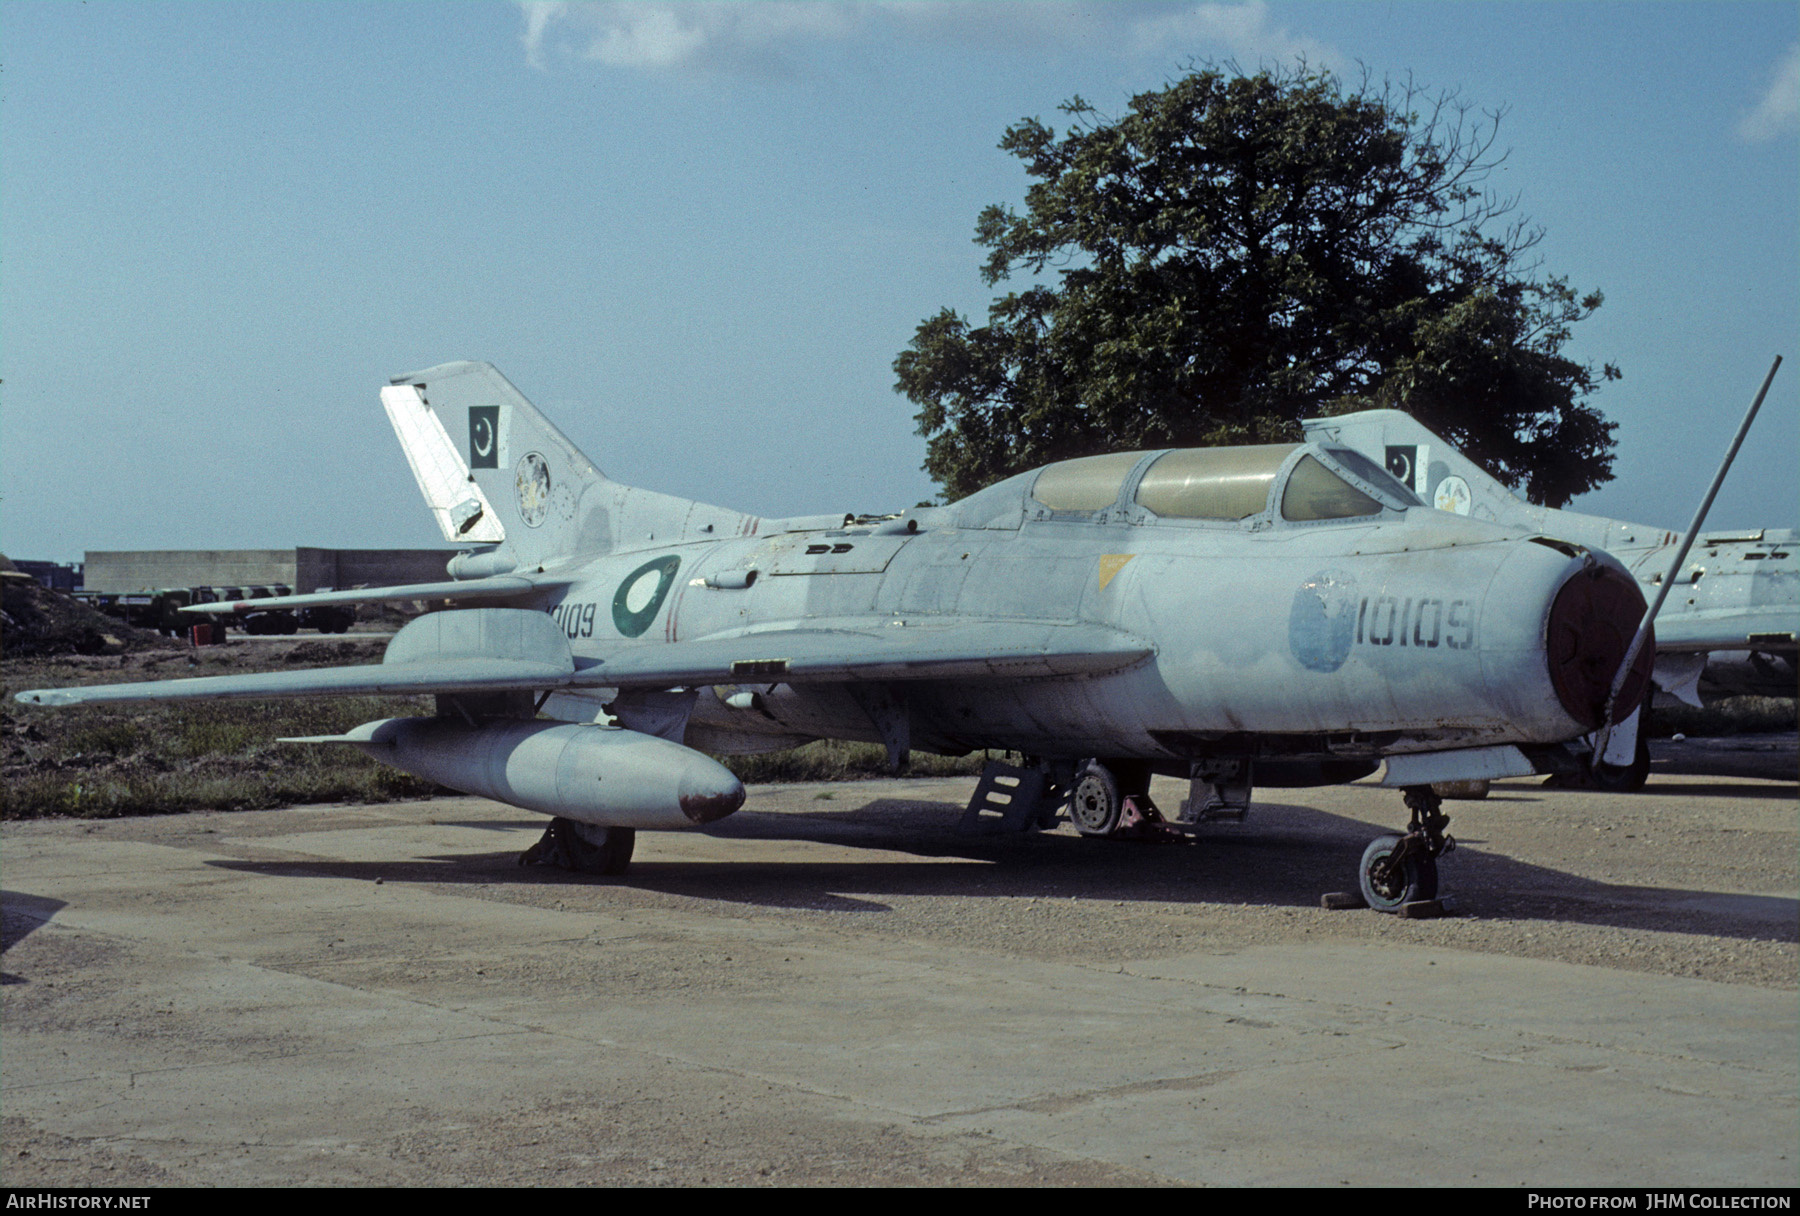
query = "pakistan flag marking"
xmin=468 ymin=406 xmax=500 ymax=469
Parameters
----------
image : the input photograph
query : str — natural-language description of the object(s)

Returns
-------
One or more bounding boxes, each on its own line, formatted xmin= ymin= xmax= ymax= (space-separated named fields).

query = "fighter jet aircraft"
xmin=17 ymin=363 xmax=1655 ymax=910
xmin=1302 ymin=409 xmax=1799 ymax=788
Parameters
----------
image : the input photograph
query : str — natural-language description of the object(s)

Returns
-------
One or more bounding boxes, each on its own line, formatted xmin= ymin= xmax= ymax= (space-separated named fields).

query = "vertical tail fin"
xmin=1302 ymin=408 xmax=1557 ymax=531
xmin=383 ymin=362 xmax=759 ymax=567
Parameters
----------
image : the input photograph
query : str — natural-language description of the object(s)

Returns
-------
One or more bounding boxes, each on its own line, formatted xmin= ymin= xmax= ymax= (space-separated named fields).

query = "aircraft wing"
xmin=178 ymin=575 xmax=562 ymax=616
xmin=15 ymin=609 xmax=1152 ymax=707
xmin=589 ymin=619 xmax=1153 ymax=686
xmin=13 ymin=658 xmax=578 ymax=707
xmin=1651 ymin=609 xmax=1799 ymax=652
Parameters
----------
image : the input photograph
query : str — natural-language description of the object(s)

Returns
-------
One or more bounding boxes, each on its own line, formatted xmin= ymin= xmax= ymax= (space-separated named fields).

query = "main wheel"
xmin=1068 ymin=762 xmax=1123 ymax=837
xmin=562 ymin=821 xmax=636 ymax=875
xmin=1358 ymin=833 xmax=1438 ymax=912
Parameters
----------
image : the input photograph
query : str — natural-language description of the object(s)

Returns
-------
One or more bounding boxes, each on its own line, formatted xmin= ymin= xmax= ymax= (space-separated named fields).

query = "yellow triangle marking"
xmin=1098 ymin=553 xmax=1135 ymax=592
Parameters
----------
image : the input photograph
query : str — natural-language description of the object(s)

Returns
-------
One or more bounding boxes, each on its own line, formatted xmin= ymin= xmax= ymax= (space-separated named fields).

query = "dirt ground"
xmin=2 ymin=735 xmax=1793 ymax=1188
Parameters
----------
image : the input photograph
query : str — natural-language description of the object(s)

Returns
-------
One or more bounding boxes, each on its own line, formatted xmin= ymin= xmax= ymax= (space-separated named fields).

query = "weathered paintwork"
xmin=1306 ymin=409 xmax=1798 ymax=706
xmin=18 ymin=363 xmax=1652 ymax=835
xmin=523 ymin=502 xmax=1618 ymax=767
xmin=327 ymin=716 xmax=745 ymax=830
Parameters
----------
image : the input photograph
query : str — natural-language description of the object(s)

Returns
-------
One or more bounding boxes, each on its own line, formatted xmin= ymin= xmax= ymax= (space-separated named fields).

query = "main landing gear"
xmin=1068 ymin=761 xmax=1127 ymax=835
xmin=519 ymin=817 xmax=637 ymax=876
xmin=1015 ymin=758 xmax=1461 ymax=914
xmin=1356 ymin=785 xmax=1456 ymax=914
xmin=1067 ymin=760 xmax=1172 ymax=838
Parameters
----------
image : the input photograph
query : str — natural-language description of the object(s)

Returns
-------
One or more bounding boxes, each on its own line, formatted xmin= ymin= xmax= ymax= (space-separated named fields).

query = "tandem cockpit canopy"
xmin=1021 ymin=442 xmax=1422 ymax=526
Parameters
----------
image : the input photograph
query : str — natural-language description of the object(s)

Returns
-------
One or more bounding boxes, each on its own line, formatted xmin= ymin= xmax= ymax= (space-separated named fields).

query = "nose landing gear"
xmin=1356 ymin=785 xmax=1456 ymax=914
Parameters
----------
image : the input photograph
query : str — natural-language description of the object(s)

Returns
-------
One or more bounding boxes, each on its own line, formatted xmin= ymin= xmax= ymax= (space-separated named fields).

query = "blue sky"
xmin=3 ymin=1 xmax=1795 ymax=563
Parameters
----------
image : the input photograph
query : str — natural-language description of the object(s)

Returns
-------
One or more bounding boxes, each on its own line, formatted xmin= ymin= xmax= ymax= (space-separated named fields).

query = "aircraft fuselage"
xmin=531 ymin=505 xmax=1640 ymax=775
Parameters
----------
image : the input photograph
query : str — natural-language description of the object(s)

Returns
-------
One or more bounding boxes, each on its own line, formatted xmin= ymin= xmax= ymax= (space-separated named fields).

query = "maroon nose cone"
xmin=679 ymin=770 xmax=747 ymax=825
xmin=1546 ymin=565 xmax=1655 ymax=730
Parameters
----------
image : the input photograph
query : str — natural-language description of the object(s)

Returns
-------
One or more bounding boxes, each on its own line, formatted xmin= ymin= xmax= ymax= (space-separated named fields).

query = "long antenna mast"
xmin=1594 ymin=355 xmax=1783 ymax=761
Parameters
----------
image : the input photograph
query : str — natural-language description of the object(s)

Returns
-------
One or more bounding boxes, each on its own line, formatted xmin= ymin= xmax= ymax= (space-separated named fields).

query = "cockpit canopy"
xmin=933 ymin=441 xmax=1422 ymax=531
xmin=1028 ymin=442 xmax=1421 ymax=525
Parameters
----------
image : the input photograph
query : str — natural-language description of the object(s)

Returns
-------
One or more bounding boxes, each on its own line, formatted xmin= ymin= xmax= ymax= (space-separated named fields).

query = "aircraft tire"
xmin=565 ymin=821 xmax=636 ymax=875
xmin=1068 ymin=762 xmax=1123 ymax=837
xmin=521 ymin=818 xmax=636 ymax=875
xmin=1358 ymin=834 xmax=1438 ymax=913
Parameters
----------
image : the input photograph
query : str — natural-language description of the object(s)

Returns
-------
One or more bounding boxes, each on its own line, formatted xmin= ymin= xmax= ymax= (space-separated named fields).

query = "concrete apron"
xmin=2 ymin=790 xmax=1794 ymax=1187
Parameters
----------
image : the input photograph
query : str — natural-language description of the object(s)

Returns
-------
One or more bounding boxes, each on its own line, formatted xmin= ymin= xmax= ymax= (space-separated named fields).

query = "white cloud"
xmin=519 ymin=1 xmax=566 ymax=69
xmin=519 ymin=1 xmax=856 ymax=72
xmin=514 ymin=1 xmax=1339 ymax=75
xmin=1127 ymin=2 xmax=1336 ymax=69
xmin=1738 ymin=42 xmax=1799 ymax=142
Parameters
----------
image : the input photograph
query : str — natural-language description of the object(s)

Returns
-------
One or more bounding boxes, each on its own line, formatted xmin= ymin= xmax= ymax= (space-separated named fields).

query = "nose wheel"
xmin=1357 ymin=785 xmax=1455 ymax=914
xmin=1359 ymin=834 xmax=1439 ymax=910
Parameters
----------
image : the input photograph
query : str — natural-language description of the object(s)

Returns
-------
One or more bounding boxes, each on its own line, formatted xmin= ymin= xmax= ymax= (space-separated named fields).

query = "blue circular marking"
xmin=1288 ymin=569 xmax=1358 ymax=673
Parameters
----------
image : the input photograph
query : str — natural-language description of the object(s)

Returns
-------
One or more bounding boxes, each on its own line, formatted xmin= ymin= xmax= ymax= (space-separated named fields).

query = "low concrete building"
xmin=11 ymin=560 xmax=83 ymax=592
xmin=83 ymin=548 xmax=458 ymax=593
xmin=293 ymin=548 xmax=459 ymax=594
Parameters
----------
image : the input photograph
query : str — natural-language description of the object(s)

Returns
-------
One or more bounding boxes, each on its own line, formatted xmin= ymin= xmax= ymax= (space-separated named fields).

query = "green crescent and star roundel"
xmin=612 ymin=556 xmax=682 ymax=637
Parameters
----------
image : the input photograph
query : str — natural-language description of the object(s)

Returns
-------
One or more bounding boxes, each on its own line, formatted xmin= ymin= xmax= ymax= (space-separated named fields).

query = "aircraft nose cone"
xmin=678 ymin=764 xmax=747 ymax=825
xmin=1545 ymin=562 xmax=1655 ymax=729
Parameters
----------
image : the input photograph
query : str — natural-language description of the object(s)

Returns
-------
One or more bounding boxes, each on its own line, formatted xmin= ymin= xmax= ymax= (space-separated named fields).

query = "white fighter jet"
xmin=17 ymin=363 xmax=1657 ymax=910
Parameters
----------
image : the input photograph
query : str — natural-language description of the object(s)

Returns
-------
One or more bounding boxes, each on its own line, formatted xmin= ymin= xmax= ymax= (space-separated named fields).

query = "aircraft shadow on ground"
xmin=1647 ymin=739 xmax=1797 ymax=786
xmin=1630 ymin=778 xmax=1799 ymax=800
xmin=1 ymin=891 xmax=68 ymax=985
xmin=202 ymin=792 xmax=1797 ymax=943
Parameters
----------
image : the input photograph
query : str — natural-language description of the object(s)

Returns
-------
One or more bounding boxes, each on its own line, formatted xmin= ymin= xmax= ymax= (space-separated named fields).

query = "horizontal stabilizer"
xmin=18 ymin=609 xmax=579 ymax=707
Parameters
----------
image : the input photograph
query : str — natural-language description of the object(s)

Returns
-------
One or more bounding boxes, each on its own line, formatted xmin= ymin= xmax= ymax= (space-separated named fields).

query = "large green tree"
xmin=894 ymin=66 xmax=1619 ymax=507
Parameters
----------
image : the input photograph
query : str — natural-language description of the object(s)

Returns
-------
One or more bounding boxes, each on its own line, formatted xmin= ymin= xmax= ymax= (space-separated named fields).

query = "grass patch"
xmin=174 ymin=720 xmax=262 ymax=757
xmin=720 ymin=738 xmax=986 ymax=784
xmin=67 ymin=721 xmax=145 ymax=756
xmin=6 ymin=765 xmax=439 ymax=820
xmin=4 ymin=691 xmax=443 ymax=821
